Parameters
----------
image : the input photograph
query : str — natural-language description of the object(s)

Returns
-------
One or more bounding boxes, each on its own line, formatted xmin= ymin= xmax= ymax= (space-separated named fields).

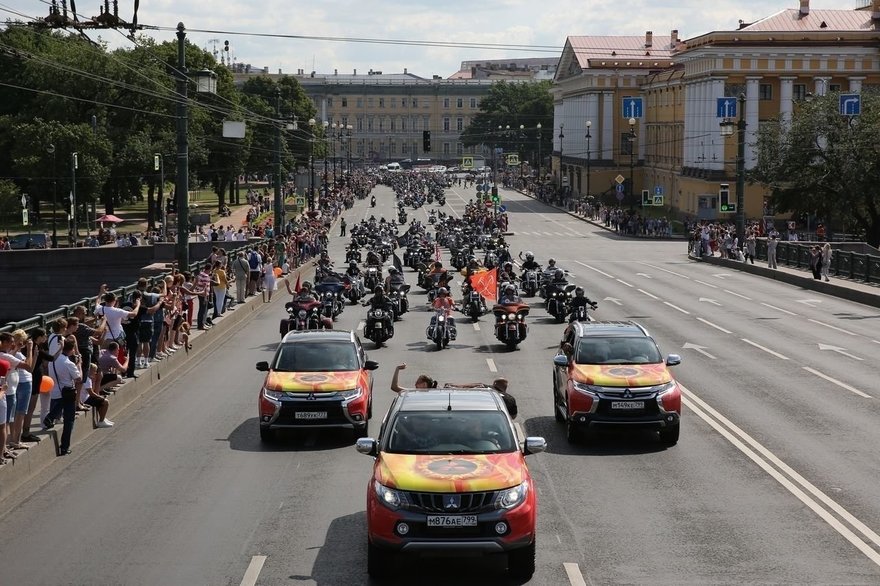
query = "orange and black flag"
xmin=471 ymin=268 xmax=498 ymax=302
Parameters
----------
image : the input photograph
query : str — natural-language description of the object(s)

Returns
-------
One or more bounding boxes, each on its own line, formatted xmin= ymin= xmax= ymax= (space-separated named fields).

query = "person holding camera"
xmin=43 ymin=339 xmax=83 ymax=456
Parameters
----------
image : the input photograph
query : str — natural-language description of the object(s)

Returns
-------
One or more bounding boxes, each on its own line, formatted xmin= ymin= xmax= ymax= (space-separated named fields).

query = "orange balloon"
xmin=40 ymin=375 xmax=54 ymax=393
xmin=274 ymin=267 xmax=282 ymax=277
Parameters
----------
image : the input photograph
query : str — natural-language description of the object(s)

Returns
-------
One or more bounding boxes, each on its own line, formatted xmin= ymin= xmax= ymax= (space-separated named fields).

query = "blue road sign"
xmin=622 ymin=97 xmax=643 ymax=119
xmin=839 ymin=94 xmax=861 ymax=116
xmin=615 ymin=184 xmax=625 ymax=193
xmin=498 ymin=205 xmax=507 ymax=213
xmin=654 ymin=186 xmax=663 ymax=196
xmin=716 ymin=97 xmax=737 ymax=118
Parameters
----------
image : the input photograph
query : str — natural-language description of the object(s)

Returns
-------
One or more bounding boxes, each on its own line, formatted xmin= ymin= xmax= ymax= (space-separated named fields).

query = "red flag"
xmin=471 ymin=268 xmax=497 ymax=303
xmin=434 ymin=243 xmax=441 ymax=262
xmin=293 ymin=273 xmax=301 ymax=294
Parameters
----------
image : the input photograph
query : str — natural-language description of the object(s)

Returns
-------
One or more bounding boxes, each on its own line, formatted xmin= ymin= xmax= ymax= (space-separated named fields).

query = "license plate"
xmin=294 ymin=411 xmax=327 ymax=419
xmin=611 ymin=401 xmax=644 ymax=410
xmin=426 ymin=515 xmax=478 ymax=528
xmin=374 ymin=323 xmax=383 ymax=328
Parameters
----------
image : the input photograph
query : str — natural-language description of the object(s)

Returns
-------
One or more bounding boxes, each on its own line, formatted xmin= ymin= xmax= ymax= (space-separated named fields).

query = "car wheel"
xmin=367 ymin=541 xmax=393 ymax=579
xmin=565 ymin=419 xmax=580 ymax=444
xmin=259 ymin=426 xmax=275 ymax=443
xmin=507 ymin=541 xmax=536 ymax=580
xmin=659 ymin=424 xmax=680 ymax=446
xmin=354 ymin=421 xmax=369 ymax=440
xmin=553 ymin=383 xmax=565 ymax=423
xmin=367 ymin=399 xmax=373 ymax=419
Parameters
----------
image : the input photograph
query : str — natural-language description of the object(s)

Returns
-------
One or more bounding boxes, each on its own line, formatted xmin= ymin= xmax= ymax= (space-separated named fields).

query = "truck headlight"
xmin=373 ymin=480 xmax=406 ymax=510
xmin=263 ymin=388 xmax=283 ymax=401
xmin=340 ymin=387 xmax=363 ymax=401
xmin=495 ymin=481 xmax=529 ymax=510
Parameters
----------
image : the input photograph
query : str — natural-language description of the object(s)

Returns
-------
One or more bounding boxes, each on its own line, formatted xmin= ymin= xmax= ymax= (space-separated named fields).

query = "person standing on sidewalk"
xmin=340 ymin=218 xmax=347 ymax=237
xmin=232 ymin=251 xmax=250 ymax=304
xmin=767 ymin=233 xmax=779 ymax=269
xmin=43 ymin=339 xmax=82 ymax=456
xmin=821 ymin=242 xmax=833 ymax=282
xmin=745 ymin=231 xmax=757 ymax=265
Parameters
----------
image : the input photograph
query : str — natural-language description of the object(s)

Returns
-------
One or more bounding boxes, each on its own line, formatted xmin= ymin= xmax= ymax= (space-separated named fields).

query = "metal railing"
xmin=0 ymin=238 xmax=271 ymax=336
xmin=755 ymin=240 xmax=880 ymax=284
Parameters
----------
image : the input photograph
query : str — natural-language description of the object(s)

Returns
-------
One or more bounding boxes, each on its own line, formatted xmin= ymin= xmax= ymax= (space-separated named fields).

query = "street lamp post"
xmin=518 ymin=124 xmax=524 ymax=179
xmin=628 ymin=117 xmax=636 ymax=209
xmin=308 ymin=118 xmax=316 ymax=211
xmin=331 ymin=122 xmax=338 ymax=183
xmin=47 ymin=143 xmax=57 ymax=248
xmin=346 ymin=125 xmax=353 ymax=176
xmin=174 ymin=22 xmax=190 ymax=270
xmin=719 ymin=93 xmax=747 ymax=243
xmin=70 ymin=151 xmax=78 ymax=246
xmin=558 ymin=124 xmax=564 ymax=192
xmin=154 ymin=153 xmax=165 ymax=239
xmin=536 ymin=123 xmax=542 ymax=186
xmin=585 ymin=121 xmax=592 ymax=200
xmin=322 ymin=121 xmax=329 ymax=204
xmin=21 ymin=194 xmax=30 ymax=243
xmin=273 ymin=88 xmax=284 ymax=233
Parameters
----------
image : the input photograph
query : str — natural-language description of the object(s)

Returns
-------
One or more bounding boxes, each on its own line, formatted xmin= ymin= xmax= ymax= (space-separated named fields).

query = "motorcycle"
xmin=546 ymin=284 xmax=577 ymax=323
xmin=388 ymin=285 xmax=411 ymax=320
xmin=570 ymin=301 xmax=599 ymax=323
xmin=363 ymin=306 xmax=394 ymax=348
xmin=364 ymin=266 xmax=382 ymax=291
xmin=493 ymin=303 xmax=529 ymax=350
xmin=463 ymin=286 xmax=485 ymax=322
xmin=370 ymin=196 xmax=376 ymax=208
xmin=280 ymin=299 xmax=325 ymax=336
xmin=426 ymin=308 xmax=456 ymax=350
xmin=398 ymin=212 xmax=408 ymax=225
xmin=520 ymin=268 xmax=540 ymax=297
xmin=345 ymin=248 xmax=362 ymax=263
xmin=428 ymin=210 xmax=437 ymax=225
xmin=344 ymin=275 xmax=365 ymax=304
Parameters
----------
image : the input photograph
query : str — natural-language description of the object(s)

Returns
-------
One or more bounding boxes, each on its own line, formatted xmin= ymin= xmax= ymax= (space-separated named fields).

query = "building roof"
xmin=741 ymin=8 xmax=876 ymax=32
xmin=566 ymin=35 xmax=675 ymax=69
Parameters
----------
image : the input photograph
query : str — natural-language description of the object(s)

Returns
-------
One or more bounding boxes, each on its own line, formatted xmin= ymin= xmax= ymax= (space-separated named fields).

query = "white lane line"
xmin=555 ymin=232 xmax=566 ymax=236
xmin=473 ymin=322 xmax=480 ymax=331
xmin=761 ymin=302 xmax=799 ymax=316
xmin=724 ymin=289 xmax=752 ymax=300
xmin=544 ymin=232 xmax=554 ymax=236
xmin=803 ymin=367 xmax=872 ymax=399
xmin=808 ymin=318 xmax=857 ymax=336
xmin=638 ymin=289 xmax=660 ymax=300
xmin=697 ymin=317 xmax=733 ymax=334
xmin=357 ymin=320 xmax=365 ymax=332
xmin=239 ymin=555 xmax=267 ymax=586
xmin=638 ymin=262 xmax=691 ymax=280
xmin=681 ymin=391 xmax=880 ymax=568
xmin=874 ymin=340 xmax=880 ymax=345
xmin=563 ymin=562 xmax=589 ymax=586
xmin=616 ymin=279 xmax=633 ymax=288
xmin=741 ymin=338 xmax=789 ymax=360
xmin=663 ymin=302 xmax=690 ymax=315
xmin=694 ymin=279 xmax=718 ymax=289
xmin=486 ymin=358 xmax=498 ymax=373
xmin=574 ymin=261 xmax=614 ymax=279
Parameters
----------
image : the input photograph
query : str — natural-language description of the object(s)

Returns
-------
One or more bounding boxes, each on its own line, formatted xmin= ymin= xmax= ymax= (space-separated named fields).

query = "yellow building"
xmin=553 ymin=0 xmax=880 ymax=220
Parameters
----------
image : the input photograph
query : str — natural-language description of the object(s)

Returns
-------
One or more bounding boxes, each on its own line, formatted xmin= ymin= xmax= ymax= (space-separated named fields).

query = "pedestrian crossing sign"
xmin=653 ymin=195 xmax=664 ymax=206
xmin=295 ymin=196 xmax=305 ymax=207
xmin=462 ymin=156 xmax=474 ymax=169
xmin=505 ymin=154 xmax=520 ymax=166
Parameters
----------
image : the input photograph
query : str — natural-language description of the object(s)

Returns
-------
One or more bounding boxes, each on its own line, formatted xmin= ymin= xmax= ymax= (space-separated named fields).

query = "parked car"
xmin=255 ymin=330 xmax=378 ymax=442
xmin=552 ymin=321 xmax=682 ymax=445
xmin=357 ymin=386 xmax=545 ymax=580
xmin=8 ymin=233 xmax=48 ymax=249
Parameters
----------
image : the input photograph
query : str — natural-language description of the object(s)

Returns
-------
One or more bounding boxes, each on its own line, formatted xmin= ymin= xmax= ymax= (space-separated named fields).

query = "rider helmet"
xmin=349 ymin=261 xmax=357 ymax=268
xmin=503 ymin=262 xmax=513 ymax=271
xmin=374 ymin=286 xmax=384 ymax=295
xmin=575 ymin=287 xmax=585 ymax=296
xmin=505 ymin=284 xmax=516 ymax=293
xmin=548 ymin=258 xmax=556 ymax=266
xmin=438 ymin=287 xmax=449 ymax=296
xmin=525 ymin=251 xmax=534 ymax=261
xmin=433 ymin=261 xmax=443 ymax=269
xmin=301 ymin=281 xmax=312 ymax=290
xmin=554 ymin=269 xmax=564 ymax=280
xmin=388 ymin=266 xmax=398 ymax=274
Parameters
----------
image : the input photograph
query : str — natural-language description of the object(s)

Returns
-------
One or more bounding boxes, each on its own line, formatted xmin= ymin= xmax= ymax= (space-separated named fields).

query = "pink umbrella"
xmin=96 ymin=214 xmax=124 ymax=223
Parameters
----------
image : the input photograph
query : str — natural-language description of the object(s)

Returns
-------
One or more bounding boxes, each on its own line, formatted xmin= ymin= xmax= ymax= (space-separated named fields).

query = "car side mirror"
xmin=355 ymin=438 xmax=378 ymax=456
xmin=666 ymin=354 xmax=682 ymax=367
xmin=523 ymin=437 xmax=546 ymax=455
xmin=553 ymin=354 xmax=569 ymax=367
xmin=364 ymin=360 xmax=379 ymax=371
xmin=255 ymin=361 xmax=270 ymax=372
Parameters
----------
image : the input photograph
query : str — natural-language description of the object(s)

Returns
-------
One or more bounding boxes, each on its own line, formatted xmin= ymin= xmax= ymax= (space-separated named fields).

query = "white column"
xmin=710 ymin=78 xmax=725 ymax=171
xmin=586 ymin=93 xmax=599 ymax=161
xmin=697 ymin=81 xmax=707 ymax=168
xmin=601 ymin=92 xmax=614 ymax=161
xmin=638 ymin=98 xmax=646 ymax=162
xmin=849 ymin=77 xmax=865 ymax=92
xmin=684 ymin=82 xmax=695 ymax=167
xmin=553 ymin=102 xmax=562 ymax=152
xmin=780 ymin=76 xmax=795 ymax=129
xmin=814 ymin=77 xmax=830 ymax=97
xmin=321 ymin=97 xmax=328 ymax=122
xmin=745 ymin=77 xmax=760 ymax=171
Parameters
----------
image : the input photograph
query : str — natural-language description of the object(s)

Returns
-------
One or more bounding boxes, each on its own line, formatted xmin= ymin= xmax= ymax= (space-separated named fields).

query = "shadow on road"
xmin=524 ymin=416 xmax=670 ymax=456
xmin=299 ymin=512 xmax=528 ymax=585
xmin=226 ymin=417 xmax=357 ymax=453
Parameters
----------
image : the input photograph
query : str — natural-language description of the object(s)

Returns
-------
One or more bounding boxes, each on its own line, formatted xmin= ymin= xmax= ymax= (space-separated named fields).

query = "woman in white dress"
xmin=261 ymin=255 xmax=277 ymax=302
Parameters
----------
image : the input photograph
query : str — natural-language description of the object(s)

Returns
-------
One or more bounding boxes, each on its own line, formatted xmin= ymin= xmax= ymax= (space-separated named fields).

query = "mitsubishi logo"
xmin=307 ymin=392 xmax=316 ymax=401
xmin=623 ymin=389 xmax=633 ymax=399
xmin=444 ymin=495 xmax=460 ymax=510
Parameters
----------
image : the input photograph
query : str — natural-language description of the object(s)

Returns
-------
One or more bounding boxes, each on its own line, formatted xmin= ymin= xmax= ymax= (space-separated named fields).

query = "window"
xmin=327 ymin=97 xmax=333 ymax=108
xmin=367 ymin=97 xmax=374 ymax=108
xmin=402 ymin=98 xmax=407 ymax=109
xmin=379 ymin=98 xmax=385 ymax=108
xmin=470 ymin=98 xmax=477 ymax=108
xmin=341 ymin=117 xmax=348 ymax=127
xmin=620 ymin=132 xmax=634 ymax=156
xmin=456 ymin=142 xmax=464 ymax=155
xmin=443 ymin=142 xmax=451 ymax=155
xmin=390 ymin=97 xmax=397 ymax=108
xmin=390 ymin=118 xmax=395 ymax=132
xmin=357 ymin=118 xmax=364 ymax=131
xmin=456 ymin=97 xmax=463 ymax=108
xmin=412 ymin=98 xmax=418 ymax=108
xmin=759 ymin=84 xmax=772 ymax=100
xmin=341 ymin=98 xmax=348 ymax=108
xmin=793 ymin=84 xmax=807 ymax=101
xmin=443 ymin=117 xmax=450 ymax=131
xmin=829 ymin=84 xmax=841 ymax=93
xmin=367 ymin=117 xmax=373 ymax=132
xmin=443 ymin=98 xmax=450 ymax=108
xmin=356 ymin=97 xmax=363 ymax=108
xmin=357 ymin=141 xmax=364 ymax=155
xmin=391 ymin=141 xmax=397 ymax=155
xmin=378 ymin=118 xmax=384 ymax=132
xmin=456 ymin=117 xmax=463 ymax=131
xmin=402 ymin=142 xmax=409 ymax=154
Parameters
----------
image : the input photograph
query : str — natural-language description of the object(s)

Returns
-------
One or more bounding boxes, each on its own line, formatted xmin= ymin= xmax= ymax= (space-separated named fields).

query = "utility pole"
xmin=273 ymin=87 xmax=283 ymax=232
xmin=70 ymin=151 xmax=78 ymax=246
xmin=175 ymin=22 xmax=189 ymax=270
xmin=735 ymin=93 xmax=746 ymax=244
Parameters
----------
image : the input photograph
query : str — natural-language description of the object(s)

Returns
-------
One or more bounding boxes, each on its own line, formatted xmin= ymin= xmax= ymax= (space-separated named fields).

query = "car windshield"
xmin=575 ymin=336 xmax=663 ymax=365
xmin=386 ymin=411 xmax=517 ymax=455
xmin=273 ymin=341 xmax=359 ymax=372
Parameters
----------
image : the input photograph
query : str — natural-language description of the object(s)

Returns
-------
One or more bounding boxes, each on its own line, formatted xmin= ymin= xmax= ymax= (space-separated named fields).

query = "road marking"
xmin=803 ymin=367 xmax=872 ymax=398
xmin=574 ymin=261 xmax=614 ymax=279
xmin=713 ymin=273 xmax=732 ymax=279
xmin=683 ymin=342 xmax=717 ymax=360
xmin=697 ymin=317 xmax=733 ymax=334
xmin=486 ymin=358 xmax=497 ymax=372
xmin=639 ymin=262 xmax=691 ymax=280
xmin=817 ymin=344 xmax=863 ymax=361
xmin=699 ymin=297 xmax=721 ymax=306
xmin=874 ymin=340 xmax=880 ymax=345
xmin=638 ymin=289 xmax=659 ymax=300
xmin=663 ymin=302 xmax=690 ymax=315
xmin=808 ymin=318 xmax=857 ymax=336
xmin=616 ymin=279 xmax=633 ymax=288
xmin=357 ymin=320 xmax=365 ymax=332
xmin=563 ymin=562 xmax=589 ymax=586
xmin=604 ymin=297 xmax=622 ymax=306
xmin=544 ymin=231 xmax=554 ymax=236
xmin=724 ymin=289 xmax=752 ymax=300
xmin=681 ymin=386 xmax=880 ymax=568
xmin=473 ymin=323 xmax=480 ymax=331
xmin=797 ymin=299 xmax=823 ymax=307
xmin=635 ymin=272 xmax=653 ymax=279
xmin=694 ymin=279 xmax=718 ymax=289
xmin=239 ymin=555 xmax=267 ymax=586
xmin=761 ymin=302 xmax=799 ymax=316
xmin=741 ymin=338 xmax=789 ymax=360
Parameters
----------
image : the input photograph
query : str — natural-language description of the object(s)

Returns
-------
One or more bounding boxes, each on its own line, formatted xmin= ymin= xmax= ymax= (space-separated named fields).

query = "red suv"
xmin=356 ymin=387 xmax=546 ymax=580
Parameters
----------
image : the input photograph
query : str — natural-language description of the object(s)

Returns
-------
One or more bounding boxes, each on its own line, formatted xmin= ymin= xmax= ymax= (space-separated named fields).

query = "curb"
xmin=0 ymin=265 xmax=312 ymax=504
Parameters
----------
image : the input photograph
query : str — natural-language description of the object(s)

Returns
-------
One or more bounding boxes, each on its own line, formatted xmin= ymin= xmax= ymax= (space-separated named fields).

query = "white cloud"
xmin=0 ymin=0 xmax=855 ymax=77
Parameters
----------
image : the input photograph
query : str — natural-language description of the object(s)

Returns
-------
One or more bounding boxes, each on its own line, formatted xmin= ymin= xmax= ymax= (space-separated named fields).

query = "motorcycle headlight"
xmin=499 ymin=314 xmax=507 ymax=321
xmin=373 ymin=480 xmax=407 ymax=510
xmin=438 ymin=315 xmax=445 ymax=322
xmin=508 ymin=313 xmax=516 ymax=320
xmin=495 ymin=481 xmax=529 ymax=510
xmin=297 ymin=310 xmax=307 ymax=318
xmin=572 ymin=382 xmax=601 ymax=396
xmin=263 ymin=388 xmax=284 ymax=401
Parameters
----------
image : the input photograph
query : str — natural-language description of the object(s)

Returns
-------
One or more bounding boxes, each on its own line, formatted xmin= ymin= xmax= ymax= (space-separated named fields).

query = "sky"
xmin=0 ymin=0 xmax=865 ymax=78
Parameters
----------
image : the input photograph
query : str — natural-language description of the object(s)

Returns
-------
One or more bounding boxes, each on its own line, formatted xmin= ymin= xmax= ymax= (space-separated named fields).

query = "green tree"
xmin=460 ymin=81 xmax=553 ymax=167
xmin=751 ymin=92 xmax=880 ymax=246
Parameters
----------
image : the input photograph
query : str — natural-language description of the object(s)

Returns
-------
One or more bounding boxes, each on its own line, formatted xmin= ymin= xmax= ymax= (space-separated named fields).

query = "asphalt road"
xmin=2 ymin=183 xmax=880 ymax=585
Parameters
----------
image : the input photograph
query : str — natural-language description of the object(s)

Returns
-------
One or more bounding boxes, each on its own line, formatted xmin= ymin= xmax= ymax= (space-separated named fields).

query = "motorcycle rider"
xmin=430 ymin=287 xmax=458 ymax=339
xmin=427 ymin=261 xmax=451 ymax=287
xmin=519 ymin=251 xmax=541 ymax=273
xmin=364 ymin=286 xmax=394 ymax=336
xmin=370 ymin=195 xmax=376 ymax=207
xmin=498 ymin=262 xmax=517 ymax=285
xmin=284 ymin=279 xmax=318 ymax=302
xmin=345 ymin=261 xmax=362 ymax=279
xmin=567 ymin=287 xmax=597 ymax=322
xmin=545 ymin=269 xmax=569 ymax=297
xmin=498 ymin=284 xmax=522 ymax=305
xmin=365 ymin=247 xmax=382 ymax=267
xmin=384 ymin=266 xmax=406 ymax=293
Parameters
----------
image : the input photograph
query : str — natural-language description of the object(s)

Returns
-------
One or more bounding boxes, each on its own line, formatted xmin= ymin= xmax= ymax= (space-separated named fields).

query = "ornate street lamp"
xmin=308 ymin=118 xmax=316 ymax=210
xmin=585 ymin=120 xmax=592 ymax=199
xmin=558 ymin=124 xmax=565 ymax=191
xmin=719 ymin=93 xmax=746 ymax=242
xmin=46 ymin=143 xmax=57 ymax=248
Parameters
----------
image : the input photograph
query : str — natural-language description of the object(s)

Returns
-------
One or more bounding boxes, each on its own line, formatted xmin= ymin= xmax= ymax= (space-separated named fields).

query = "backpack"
xmin=248 ymin=251 xmax=259 ymax=270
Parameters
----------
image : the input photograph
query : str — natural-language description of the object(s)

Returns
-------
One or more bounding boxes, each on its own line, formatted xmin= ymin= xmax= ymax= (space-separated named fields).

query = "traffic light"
xmin=491 ymin=187 xmax=500 ymax=203
xmin=719 ymin=183 xmax=736 ymax=212
xmin=422 ymin=130 xmax=431 ymax=152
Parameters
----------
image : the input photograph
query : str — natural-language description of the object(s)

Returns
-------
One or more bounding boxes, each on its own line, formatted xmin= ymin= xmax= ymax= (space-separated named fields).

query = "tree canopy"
xmin=751 ymin=91 xmax=880 ymax=246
